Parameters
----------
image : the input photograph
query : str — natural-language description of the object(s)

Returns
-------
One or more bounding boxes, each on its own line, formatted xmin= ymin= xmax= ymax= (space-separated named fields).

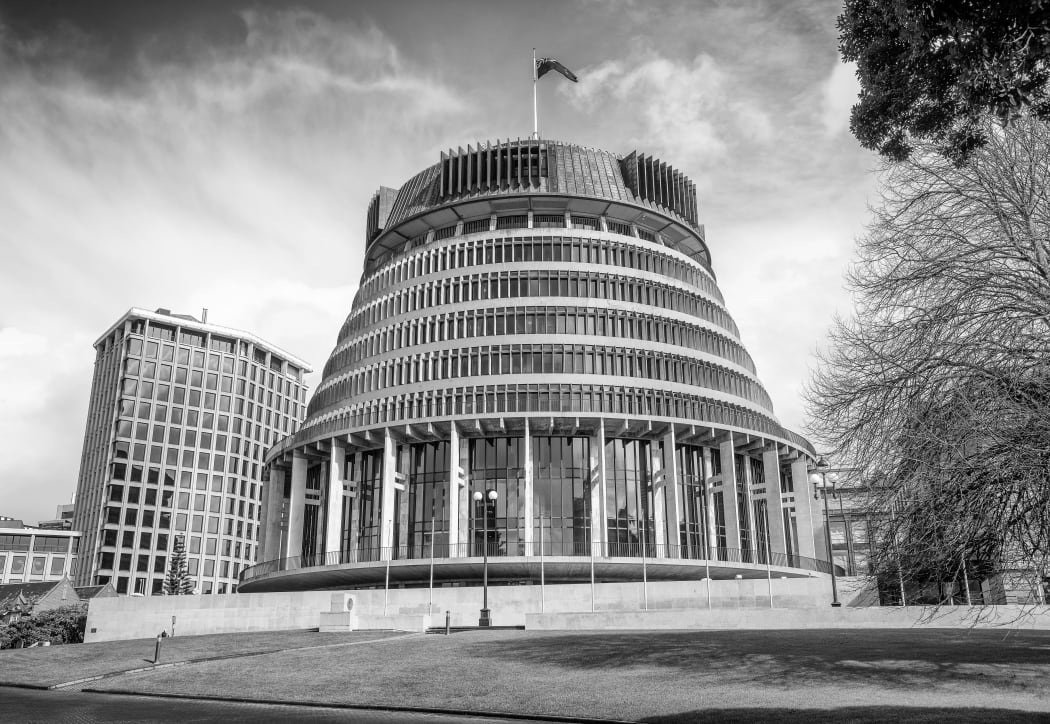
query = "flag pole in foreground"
xmin=533 ymin=48 xmax=539 ymax=140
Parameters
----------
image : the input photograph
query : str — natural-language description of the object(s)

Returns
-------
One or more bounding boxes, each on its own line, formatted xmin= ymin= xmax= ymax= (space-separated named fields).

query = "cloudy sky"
xmin=0 ymin=0 xmax=875 ymax=524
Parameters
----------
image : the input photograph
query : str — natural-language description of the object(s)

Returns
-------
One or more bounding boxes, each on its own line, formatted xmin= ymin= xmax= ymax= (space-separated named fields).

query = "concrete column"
xmin=523 ymin=418 xmax=534 ymax=553
xmin=762 ymin=448 xmax=787 ymax=557
xmin=260 ymin=466 xmax=285 ymax=562
xmin=380 ymin=429 xmax=397 ymax=560
xmin=718 ymin=435 xmax=741 ymax=554
xmin=284 ymin=454 xmax=307 ymax=560
xmin=397 ymin=445 xmax=410 ymax=554
xmin=458 ymin=434 xmax=471 ymax=552
xmin=660 ymin=428 xmax=680 ymax=555
xmin=791 ymin=456 xmax=818 ymax=559
xmin=701 ymin=447 xmax=717 ymax=556
xmin=448 ymin=425 xmax=461 ymax=557
xmin=325 ymin=441 xmax=345 ymax=557
xmin=741 ymin=453 xmax=758 ymax=555
xmin=348 ymin=452 xmax=362 ymax=556
xmin=589 ymin=423 xmax=607 ymax=552
xmin=651 ymin=442 xmax=667 ymax=558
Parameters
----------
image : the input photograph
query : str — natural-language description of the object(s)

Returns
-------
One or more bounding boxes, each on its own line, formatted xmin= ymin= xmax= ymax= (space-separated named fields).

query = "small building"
xmin=37 ymin=504 xmax=76 ymax=531
xmin=74 ymin=582 xmax=118 ymax=601
xmin=0 ymin=578 xmax=81 ymax=624
xmin=0 ymin=520 xmax=80 ymax=584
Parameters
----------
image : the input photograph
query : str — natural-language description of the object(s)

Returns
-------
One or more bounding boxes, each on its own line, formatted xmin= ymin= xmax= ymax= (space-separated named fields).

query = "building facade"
xmin=242 ymin=139 xmax=826 ymax=593
xmin=0 ymin=519 xmax=80 ymax=585
xmin=72 ymin=308 xmax=310 ymax=595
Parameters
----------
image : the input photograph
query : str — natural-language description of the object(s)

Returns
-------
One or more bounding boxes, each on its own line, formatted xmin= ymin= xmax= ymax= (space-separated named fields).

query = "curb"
xmin=44 ymin=630 xmax=421 ymax=690
xmin=77 ymin=688 xmax=636 ymax=724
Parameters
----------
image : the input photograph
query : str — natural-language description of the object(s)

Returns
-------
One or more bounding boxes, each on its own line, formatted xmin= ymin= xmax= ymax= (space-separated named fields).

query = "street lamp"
xmin=809 ymin=457 xmax=842 ymax=607
xmin=473 ymin=488 xmax=499 ymax=627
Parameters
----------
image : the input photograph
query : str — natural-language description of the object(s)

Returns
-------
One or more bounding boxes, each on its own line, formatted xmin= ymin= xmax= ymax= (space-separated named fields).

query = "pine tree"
xmin=163 ymin=534 xmax=194 ymax=595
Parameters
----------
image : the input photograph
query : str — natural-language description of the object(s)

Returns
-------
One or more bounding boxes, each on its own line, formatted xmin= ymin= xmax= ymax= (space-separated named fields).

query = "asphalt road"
xmin=2 ymin=687 xmax=579 ymax=724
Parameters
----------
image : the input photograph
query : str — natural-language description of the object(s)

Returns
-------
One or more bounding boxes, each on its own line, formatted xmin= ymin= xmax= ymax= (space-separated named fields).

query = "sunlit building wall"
xmin=72 ymin=308 xmax=310 ymax=595
xmin=243 ymin=140 xmax=825 ymax=593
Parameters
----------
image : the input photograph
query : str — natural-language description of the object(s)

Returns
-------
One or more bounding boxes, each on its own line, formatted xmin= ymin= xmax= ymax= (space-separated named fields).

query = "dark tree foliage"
xmin=839 ymin=0 xmax=1050 ymax=163
xmin=0 ymin=605 xmax=87 ymax=649
xmin=163 ymin=534 xmax=194 ymax=595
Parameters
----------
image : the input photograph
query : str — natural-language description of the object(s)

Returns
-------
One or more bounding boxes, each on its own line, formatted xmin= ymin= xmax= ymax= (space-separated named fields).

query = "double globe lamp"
xmin=473 ymin=488 xmax=499 ymax=627
xmin=808 ymin=457 xmax=842 ymax=607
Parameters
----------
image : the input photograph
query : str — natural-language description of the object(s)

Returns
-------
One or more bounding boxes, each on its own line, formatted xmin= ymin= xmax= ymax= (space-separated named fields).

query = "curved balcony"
xmin=238 ymin=542 xmax=840 ymax=593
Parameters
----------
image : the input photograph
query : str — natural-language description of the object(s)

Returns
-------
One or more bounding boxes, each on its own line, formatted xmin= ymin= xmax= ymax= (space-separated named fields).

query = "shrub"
xmin=0 ymin=605 xmax=87 ymax=649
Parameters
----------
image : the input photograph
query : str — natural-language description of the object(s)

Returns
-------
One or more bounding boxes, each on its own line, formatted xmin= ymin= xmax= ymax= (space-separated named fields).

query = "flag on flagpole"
xmin=536 ymin=57 xmax=578 ymax=83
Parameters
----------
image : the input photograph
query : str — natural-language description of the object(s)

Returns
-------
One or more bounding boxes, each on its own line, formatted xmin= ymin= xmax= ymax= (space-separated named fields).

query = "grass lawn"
xmin=0 ymin=629 xmax=403 ymax=688
xmin=66 ymin=628 xmax=1050 ymax=722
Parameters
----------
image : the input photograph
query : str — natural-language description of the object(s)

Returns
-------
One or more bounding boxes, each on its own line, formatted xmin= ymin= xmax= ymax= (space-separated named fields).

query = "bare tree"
xmin=808 ymin=117 xmax=1050 ymax=603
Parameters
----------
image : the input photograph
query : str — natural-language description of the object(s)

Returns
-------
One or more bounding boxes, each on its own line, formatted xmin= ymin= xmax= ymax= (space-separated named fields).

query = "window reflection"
xmin=470 ymin=438 xmax=525 ymax=556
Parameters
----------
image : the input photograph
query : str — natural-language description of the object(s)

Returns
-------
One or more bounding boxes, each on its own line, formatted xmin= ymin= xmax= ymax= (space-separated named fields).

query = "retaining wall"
xmin=85 ymin=577 xmax=830 ymax=641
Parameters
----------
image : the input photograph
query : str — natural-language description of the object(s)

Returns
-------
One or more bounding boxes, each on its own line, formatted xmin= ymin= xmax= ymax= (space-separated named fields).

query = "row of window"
xmin=342 ymin=269 xmax=738 ymax=342
xmin=0 ymin=553 xmax=70 ymax=579
xmin=111 ymin=442 xmax=264 ymax=493
xmin=98 ymin=550 xmax=241 ymax=581
xmin=120 ymin=374 xmax=299 ymax=421
xmin=323 ymin=305 xmax=756 ymax=379
xmin=117 ymin=379 xmax=297 ymax=439
xmin=120 ymin=418 xmax=259 ymax=458
xmin=106 ymin=484 xmax=257 ymax=520
xmin=357 ymin=233 xmax=720 ymax=306
xmin=124 ymin=343 xmax=306 ymax=406
xmin=0 ymin=534 xmax=77 ymax=553
xmin=103 ymin=505 xmax=254 ymax=541
xmin=309 ymin=343 xmax=772 ymax=418
xmin=116 ymin=400 xmax=277 ymax=450
xmin=100 ymin=529 xmax=251 ymax=563
xmin=110 ymin=456 xmax=259 ymax=499
xmin=304 ymin=382 xmax=784 ymax=442
xmin=125 ymin=321 xmax=303 ymax=381
xmin=116 ymin=377 xmax=294 ymax=434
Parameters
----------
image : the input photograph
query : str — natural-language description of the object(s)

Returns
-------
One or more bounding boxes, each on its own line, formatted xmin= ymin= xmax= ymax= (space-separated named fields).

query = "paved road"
xmin=2 ymin=687 xmax=577 ymax=724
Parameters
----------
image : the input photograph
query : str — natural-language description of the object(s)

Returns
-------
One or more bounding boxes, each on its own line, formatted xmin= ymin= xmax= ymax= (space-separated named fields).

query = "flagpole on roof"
xmin=532 ymin=48 xmax=539 ymax=140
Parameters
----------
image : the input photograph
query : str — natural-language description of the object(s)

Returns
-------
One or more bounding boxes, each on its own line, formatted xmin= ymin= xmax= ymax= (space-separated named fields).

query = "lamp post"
xmin=474 ymin=488 xmax=498 ymax=627
xmin=809 ymin=457 xmax=842 ymax=607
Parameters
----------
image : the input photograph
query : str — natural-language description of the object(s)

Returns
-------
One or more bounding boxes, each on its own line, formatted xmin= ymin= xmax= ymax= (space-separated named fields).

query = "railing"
xmin=239 ymin=541 xmax=838 ymax=585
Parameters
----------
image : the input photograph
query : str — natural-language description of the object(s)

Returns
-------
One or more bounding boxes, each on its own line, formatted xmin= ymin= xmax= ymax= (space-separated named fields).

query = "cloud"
xmin=0 ymin=327 xmax=47 ymax=358
xmin=0 ymin=8 xmax=468 ymax=523
xmin=820 ymin=61 xmax=860 ymax=136
xmin=561 ymin=51 xmax=773 ymax=166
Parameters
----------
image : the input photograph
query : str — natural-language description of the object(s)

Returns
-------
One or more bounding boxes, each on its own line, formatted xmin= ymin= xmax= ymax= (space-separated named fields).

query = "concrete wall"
xmin=527 ymin=605 xmax=1050 ymax=631
xmin=86 ymin=576 xmax=833 ymax=642
xmin=85 ymin=576 xmax=1050 ymax=642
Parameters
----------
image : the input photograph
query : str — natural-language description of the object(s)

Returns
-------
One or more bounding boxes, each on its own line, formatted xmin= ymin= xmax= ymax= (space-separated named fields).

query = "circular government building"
xmin=241 ymin=139 xmax=829 ymax=595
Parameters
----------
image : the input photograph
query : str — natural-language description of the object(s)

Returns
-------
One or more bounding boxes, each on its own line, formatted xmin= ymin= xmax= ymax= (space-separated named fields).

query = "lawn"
xmin=0 ymin=629 xmax=403 ymax=688
xmin=62 ymin=628 xmax=1050 ymax=722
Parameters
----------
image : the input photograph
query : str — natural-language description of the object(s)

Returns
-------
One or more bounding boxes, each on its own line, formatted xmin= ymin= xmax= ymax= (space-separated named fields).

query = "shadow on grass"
xmin=641 ymin=707 xmax=1048 ymax=723
xmin=468 ymin=629 xmax=1050 ymax=691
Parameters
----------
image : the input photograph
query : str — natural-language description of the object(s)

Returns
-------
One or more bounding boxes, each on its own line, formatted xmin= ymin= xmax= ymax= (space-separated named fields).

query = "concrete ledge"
xmin=320 ymin=612 xmax=432 ymax=633
xmin=526 ymin=605 xmax=1050 ymax=631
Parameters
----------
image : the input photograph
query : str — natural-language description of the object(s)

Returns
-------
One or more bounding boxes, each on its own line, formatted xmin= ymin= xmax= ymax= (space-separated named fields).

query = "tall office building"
xmin=242 ymin=139 xmax=824 ymax=593
xmin=72 ymin=308 xmax=310 ymax=595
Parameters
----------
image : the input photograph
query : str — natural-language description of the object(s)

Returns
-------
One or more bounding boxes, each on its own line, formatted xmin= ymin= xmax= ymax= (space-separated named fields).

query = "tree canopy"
xmin=839 ymin=0 xmax=1050 ymax=163
xmin=163 ymin=534 xmax=194 ymax=595
xmin=807 ymin=117 xmax=1050 ymax=597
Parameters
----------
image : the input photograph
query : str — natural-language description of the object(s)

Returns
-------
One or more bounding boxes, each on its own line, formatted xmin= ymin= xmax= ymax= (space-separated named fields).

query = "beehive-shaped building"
xmin=240 ymin=140 xmax=827 ymax=593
